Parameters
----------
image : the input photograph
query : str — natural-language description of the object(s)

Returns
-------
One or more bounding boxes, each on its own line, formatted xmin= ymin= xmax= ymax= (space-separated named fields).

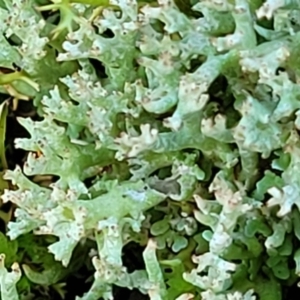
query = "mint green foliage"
xmin=0 ymin=254 xmax=21 ymax=300
xmin=1 ymin=0 xmax=300 ymax=299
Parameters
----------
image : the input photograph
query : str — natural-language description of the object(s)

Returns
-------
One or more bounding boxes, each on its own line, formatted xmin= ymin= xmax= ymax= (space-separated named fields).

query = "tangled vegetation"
xmin=0 ymin=0 xmax=300 ymax=299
